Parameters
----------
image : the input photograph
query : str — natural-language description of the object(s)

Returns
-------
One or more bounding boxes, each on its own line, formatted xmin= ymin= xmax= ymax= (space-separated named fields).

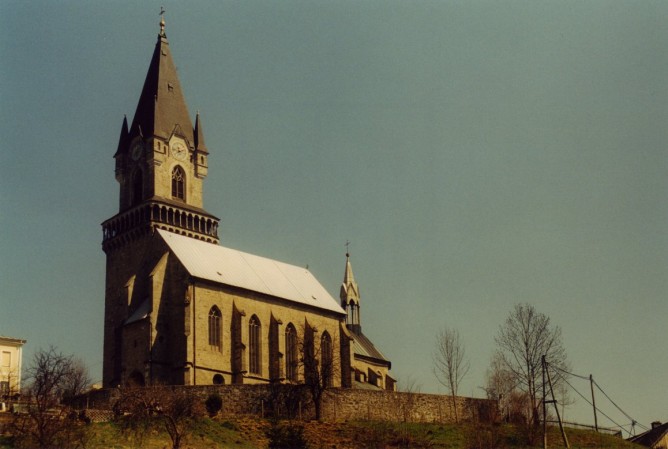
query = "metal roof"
xmin=158 ymin=230 xmax=345 ymax=316
xmin=350 ymin=330 xmax=391 ymax=366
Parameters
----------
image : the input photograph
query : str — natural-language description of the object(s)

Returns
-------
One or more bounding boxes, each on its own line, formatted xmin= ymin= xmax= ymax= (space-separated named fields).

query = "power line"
xmin=551 ymin=370 xmax=628 ymax=434
xmin=593 ymin=380 xmax=648 ymax=432
xmin=549 ymin=364 xmax=647 ymax=437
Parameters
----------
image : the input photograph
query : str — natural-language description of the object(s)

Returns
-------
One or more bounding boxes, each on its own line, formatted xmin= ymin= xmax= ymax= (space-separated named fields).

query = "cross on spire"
xmin=345 ymin=240 xmax=351 ymax=257
xmin=159 ymin=6 xmax=166 ymax=36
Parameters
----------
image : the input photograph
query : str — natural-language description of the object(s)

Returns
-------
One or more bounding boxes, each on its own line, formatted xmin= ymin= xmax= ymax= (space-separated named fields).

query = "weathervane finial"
xmin=345 ymin=240 xmax=351 ymax=257
xmin=159 ymin=6 xmax=166 ymax=36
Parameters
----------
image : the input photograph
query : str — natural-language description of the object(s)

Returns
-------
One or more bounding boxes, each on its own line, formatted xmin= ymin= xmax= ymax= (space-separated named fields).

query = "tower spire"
xmin=127 ymin=11 xmax=194 ymax=147
xmin=340 ymin=248 xmax=361 ymax=331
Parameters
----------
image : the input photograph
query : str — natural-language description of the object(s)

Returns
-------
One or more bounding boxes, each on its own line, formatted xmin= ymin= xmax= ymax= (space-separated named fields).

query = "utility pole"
xmin=543 ymin=356 xmax=548 ymax=449
xmin=545 ymin=359 xmax=570 ymax=448
xmin=590 ymin=375 xmax=599 ymax=433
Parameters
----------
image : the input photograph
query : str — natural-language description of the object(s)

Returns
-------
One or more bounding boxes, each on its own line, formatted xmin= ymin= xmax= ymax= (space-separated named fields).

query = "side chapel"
xmin=101 ymin=17 xmax=395 ymax=391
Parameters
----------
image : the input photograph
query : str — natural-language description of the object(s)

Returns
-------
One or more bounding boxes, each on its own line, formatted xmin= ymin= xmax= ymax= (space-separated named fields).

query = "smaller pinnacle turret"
xmin=195 ymin=111 xmax=208 ymax=154
xmin=340 ymin=251 xmax=361 ymax=329
xmin=114 ymin=116 xmax=129 ymax=157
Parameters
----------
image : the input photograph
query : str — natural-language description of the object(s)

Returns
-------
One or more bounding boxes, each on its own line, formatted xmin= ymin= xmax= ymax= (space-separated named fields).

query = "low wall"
xmin=321 ymin=389 xmax=493 ymax=423
xmin=73 ymin=385 xmax=496 ymax=424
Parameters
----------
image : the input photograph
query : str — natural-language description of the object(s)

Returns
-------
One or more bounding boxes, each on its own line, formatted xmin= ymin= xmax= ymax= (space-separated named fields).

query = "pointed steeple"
xmin=194 ymin=111 xmax=208 ymax=154
xmin=128 ymin=17 xmax=194 ymax=145
xmin=340 ymin=252 xmax=361 ymax=330
xmin=114 ymin=115 xmax=129 ymax=157
xmin=343 ymin=253 xmax=358 ymax=294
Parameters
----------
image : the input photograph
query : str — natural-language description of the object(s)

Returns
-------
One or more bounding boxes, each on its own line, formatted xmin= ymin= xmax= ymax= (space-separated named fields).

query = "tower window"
xmin=208 ymin=306 xmax=222 ymax=351
xmin=285 ymin=323 xmax=297 ymax=382
xmin=132 ymin=168 xmax=143 ymax=206
xmin=249 ymin=315 xmax=261 ymax=375
xmin=172 ymin=166 xmax=185 ymax=200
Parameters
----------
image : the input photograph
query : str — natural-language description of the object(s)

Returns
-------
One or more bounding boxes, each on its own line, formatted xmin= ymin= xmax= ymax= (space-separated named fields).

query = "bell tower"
xmin=101 ymin=16 xmax=219 ymax=387
xmin=340 ymin=251 xmax=362 ymax=333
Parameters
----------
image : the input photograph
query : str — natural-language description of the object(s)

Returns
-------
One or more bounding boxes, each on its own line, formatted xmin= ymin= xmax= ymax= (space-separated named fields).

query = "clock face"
xmin=172 ymin=142 xmax=188 ymax=161
xmin=131 ymin=143 xmax=143 ymax=161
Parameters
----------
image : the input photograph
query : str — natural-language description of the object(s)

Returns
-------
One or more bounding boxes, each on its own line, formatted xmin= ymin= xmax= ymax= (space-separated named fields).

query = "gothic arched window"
xmin=249 ymin=315 xmax=261 ymax=375
xmin=171 ymin=166 xmax=185 ymax=201
xmin=285 ymin=323 xmax=297 ymax=382
xmin=132 ymin=168 xmax=143 ymax=206
xmin=321 ymin=331 xmax=333 ymax=387
xmin=208 ymin=306 xmax=222 ymax=351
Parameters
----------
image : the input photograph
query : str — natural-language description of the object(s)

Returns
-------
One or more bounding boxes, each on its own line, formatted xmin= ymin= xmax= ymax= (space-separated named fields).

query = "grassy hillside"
xmin=0 ymin=416 xmax=643 ymax=449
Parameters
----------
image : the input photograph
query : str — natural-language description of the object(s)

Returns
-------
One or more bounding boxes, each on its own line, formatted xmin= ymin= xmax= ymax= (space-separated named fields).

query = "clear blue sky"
xmin=1 ymin=0 xmax=666 ymax=434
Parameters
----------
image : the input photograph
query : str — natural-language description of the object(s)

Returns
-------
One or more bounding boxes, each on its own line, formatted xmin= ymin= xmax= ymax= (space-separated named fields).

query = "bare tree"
xmin=114 ymin=386 xmax=204 ymax=449
xmin=432 ymin=327 xmax=470 ymax=423
xmin=10 ymin=346 xmax=89 ymax=449
xmin=397 ymin=376 xmax=421 ymax=423
xmin=300 ymin=324 xmax=339 ymax=421
xmin=61 ymin=357 xmax=92 ymax=400
xmin=483 ymin=352 xmax=524 ymax=423
xmin=494 ymin=303 xmax=568 ymax=438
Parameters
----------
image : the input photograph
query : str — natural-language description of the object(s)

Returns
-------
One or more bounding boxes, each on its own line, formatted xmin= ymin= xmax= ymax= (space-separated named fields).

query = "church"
xmin=101 ymin=17 xmax=395 ymax=392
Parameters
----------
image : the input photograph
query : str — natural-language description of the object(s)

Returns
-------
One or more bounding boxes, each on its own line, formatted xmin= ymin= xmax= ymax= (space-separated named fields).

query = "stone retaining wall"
xmin=72 ymin=385 xmax=495 ymax=424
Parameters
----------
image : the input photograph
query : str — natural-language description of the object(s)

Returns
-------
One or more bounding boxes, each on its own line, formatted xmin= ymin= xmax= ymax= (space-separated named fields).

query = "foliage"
xmin=432 ymin=326 xmax=470 ymax=423
xmin=266 ymin=420 xmax=308 ymax=449
xmin=204 ymin=393 xmax=223 ymax=417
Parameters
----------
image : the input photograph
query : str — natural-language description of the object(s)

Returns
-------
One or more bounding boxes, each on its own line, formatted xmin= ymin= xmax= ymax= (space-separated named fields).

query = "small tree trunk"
xmin=314 ymin=395 xmax=322 ymax=421
xmin=452 ymin=395 xmax=459 ymax=423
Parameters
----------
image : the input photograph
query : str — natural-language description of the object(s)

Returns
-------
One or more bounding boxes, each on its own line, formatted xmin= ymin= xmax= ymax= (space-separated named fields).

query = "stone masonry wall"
xmin=72 ymin=385 xmax=495 ymax=424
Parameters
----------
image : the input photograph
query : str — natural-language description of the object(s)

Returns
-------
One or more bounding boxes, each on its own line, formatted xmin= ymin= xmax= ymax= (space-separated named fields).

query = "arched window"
xmin=249 ymin=315 xmax=261 ymax=375
xmin=128 ymin=370 xmax=145 ymax=387
xmin=285 ymin=323 xmax=297 ymax=382
xmin=132 ymin=168 xmax=143 ymax=205
xmin=213 ymin=374 xmax=224 ymax=385
xmin=208 ymin=306 xmax=222 ymax=351
xmin=347 ymin=300 xmax=356 ymax=325
xmin=171 ymin=166 xmax=185 ymax=201
xmin=321 ymin=331 xmax=333 ymax=387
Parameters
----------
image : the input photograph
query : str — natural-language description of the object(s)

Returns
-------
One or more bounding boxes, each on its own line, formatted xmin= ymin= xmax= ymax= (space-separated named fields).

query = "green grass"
xmin=0 ymin=417 xmax=644 ymax=449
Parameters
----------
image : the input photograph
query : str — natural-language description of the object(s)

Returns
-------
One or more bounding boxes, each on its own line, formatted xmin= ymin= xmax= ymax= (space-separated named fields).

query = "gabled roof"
xmin=158 ymin=230 xmax=345 ymax=316
xmin=128 ymin=27 xmax=194 ymax=146
xmin=350 ymin=330 xmax=391 ymax=368
xmin=629 ymin=422 xmax=668 ymax=448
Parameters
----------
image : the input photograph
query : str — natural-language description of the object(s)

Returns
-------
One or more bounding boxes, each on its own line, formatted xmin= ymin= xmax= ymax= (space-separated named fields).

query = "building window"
xmin=132 ymin=168 xmax=143 ymax=205
xmin=285 ymin=324 xmax=297 ymax=382
xmin=213 ymin=374 xmax=224 ymax=385
xmin=171 ymin=166 xmax=185 ymax=200
xmin=321 ymin=331 xmax=333 ymax=387
xmin=208 ymin=306 xmax=222 ymax=351
xmin=1 ymin=352 xmax=10 ymax=368
xmin=249 ymin=315 xmax=261 ymax=375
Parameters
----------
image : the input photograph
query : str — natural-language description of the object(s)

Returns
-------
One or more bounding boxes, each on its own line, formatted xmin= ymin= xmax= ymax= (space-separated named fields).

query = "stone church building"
xmin=101 ymin=18 xmax=395 ymax=392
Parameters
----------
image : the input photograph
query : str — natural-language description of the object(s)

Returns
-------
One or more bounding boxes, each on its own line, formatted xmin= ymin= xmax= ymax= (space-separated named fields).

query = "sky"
xmin=1 ymin=0 xmax=666 ymax=435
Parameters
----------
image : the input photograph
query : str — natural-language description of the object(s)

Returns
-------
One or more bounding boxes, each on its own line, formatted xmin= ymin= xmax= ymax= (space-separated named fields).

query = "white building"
xmin=0 ymin=336 xmax=26 ymax=400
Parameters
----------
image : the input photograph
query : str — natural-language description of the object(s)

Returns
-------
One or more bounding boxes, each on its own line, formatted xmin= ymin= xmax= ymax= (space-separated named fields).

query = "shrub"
xmin=205 ymin=393 xmax=223 ymax=417
xmin=266 ymin=420 xmax=308 ymax=449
